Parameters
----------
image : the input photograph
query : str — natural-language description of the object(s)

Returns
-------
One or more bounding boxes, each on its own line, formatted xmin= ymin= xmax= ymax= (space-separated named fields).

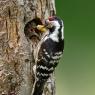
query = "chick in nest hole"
xmin=24 ymin=18 xmax=44 ymax=41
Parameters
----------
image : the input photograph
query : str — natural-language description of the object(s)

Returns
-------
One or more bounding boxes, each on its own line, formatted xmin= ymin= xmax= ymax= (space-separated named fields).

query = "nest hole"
xmin=24 ymin=18 xmax=43 ymax=42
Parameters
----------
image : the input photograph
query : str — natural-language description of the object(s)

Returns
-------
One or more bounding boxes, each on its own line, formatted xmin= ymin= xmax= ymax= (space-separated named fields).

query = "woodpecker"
xmin=32 ymin=16 xmax=64 ymax=95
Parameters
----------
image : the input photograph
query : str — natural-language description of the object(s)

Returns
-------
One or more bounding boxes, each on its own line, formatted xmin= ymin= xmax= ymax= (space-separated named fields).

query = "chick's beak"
xmin=37 ymin=25 xmax=47 ymax=32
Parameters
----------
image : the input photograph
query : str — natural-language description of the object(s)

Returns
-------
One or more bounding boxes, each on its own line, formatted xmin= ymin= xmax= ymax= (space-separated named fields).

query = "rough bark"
xmin=0 ymin=0 xmax=56 ymax=95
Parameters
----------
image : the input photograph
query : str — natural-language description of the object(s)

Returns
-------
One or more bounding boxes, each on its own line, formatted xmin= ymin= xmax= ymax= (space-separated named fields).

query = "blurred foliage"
xmin=55 ymin=0 xmax=95 ymax=95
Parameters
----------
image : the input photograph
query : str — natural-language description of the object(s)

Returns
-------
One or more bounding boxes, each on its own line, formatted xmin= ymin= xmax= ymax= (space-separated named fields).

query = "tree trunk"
xmin=0 ymin=0 xmax=56 ymax=95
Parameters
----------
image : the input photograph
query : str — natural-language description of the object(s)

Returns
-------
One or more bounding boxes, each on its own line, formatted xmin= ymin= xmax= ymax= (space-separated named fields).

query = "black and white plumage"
xmin=32 ymin=16 xmax=64 ymax=95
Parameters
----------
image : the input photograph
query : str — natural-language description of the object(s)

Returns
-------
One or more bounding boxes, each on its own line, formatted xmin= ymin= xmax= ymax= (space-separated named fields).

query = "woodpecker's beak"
xmin=36 ymin=19 xmax=53 ymax=32
xmin=37 ymin=25 xmax=47 ymax=32
xmin=45 ymin=20 xmax=53 ymax=29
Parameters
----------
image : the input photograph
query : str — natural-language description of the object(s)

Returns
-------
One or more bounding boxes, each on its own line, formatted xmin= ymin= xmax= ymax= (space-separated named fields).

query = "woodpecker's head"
xmin=37 ymin=16 xmax=64 ymax=42
xmin=45 ymin=16 xmax=63 ymax=31
xmin=45 ymin=16 xmax=64 ymax=41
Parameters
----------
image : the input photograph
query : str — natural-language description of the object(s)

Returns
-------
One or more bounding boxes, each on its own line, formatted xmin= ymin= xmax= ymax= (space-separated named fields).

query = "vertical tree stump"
xmin=0 ymin=0 xmax=56 ymax=95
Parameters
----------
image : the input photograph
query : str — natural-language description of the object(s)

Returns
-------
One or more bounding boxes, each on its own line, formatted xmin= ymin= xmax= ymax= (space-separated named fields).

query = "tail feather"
xmin=32 ymin=80 xmax=46 ymax=95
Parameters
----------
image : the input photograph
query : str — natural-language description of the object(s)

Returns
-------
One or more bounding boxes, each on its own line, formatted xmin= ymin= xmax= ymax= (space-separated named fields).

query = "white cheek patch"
xmin=49 ymin=30 xmax=59 ymax=42
xmin=49 ymin=21 xmax=60 ymax=42
xmin=53 ymin=21 xmax=60 ymax=27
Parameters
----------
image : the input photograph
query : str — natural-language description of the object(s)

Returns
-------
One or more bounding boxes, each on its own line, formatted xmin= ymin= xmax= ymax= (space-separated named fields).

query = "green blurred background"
xmin=55 ymin=0 xmax=95 ymax=95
